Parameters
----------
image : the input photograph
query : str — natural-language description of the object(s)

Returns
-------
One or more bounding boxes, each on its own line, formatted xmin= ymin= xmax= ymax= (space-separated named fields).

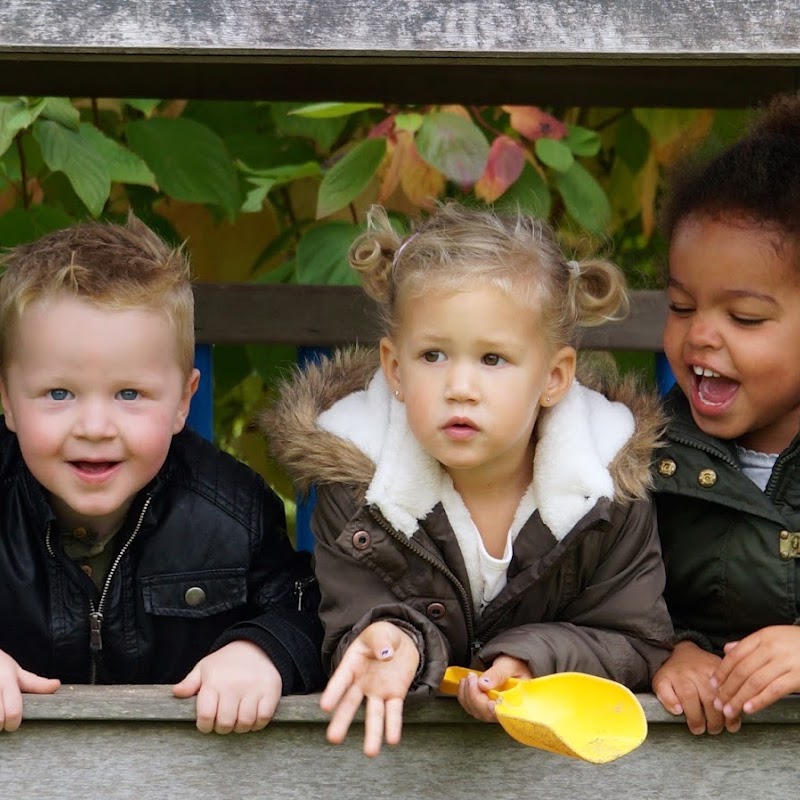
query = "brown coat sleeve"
xmin=311 ymin=483 xmax=451 ymax=693
xmin=476 ymin=498 xmax=674 ymax=691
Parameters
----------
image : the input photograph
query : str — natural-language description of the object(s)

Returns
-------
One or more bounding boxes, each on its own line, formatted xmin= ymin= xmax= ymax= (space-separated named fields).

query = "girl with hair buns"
xmin=652 ymin=91 xmax=800 ymax=735
xmin=263 ymin=201 xmax=672 ymax=756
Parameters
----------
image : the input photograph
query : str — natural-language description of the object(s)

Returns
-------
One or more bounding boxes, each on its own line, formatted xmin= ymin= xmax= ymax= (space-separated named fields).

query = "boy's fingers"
xmin=320 ymin=663 xmax=356 ymax=712
xmin=653 ymin=678 xmax=683 ymax=715
xmin=233 ymin=696 xmax=259 ymax=733
xmin=1 ymin=686 xmax=23 ymax=732
xmin=212 ymin=693 xmax=239 ymax=735
xmin=17 ymin=669 xmax=60 ymax=695
xmin=172 ymin=665 xmax=201 ymax=698
xmin=254 ymin=695 xmax=277 ymax=731
xmin=194 ymin=687 xmax=220 ymax=734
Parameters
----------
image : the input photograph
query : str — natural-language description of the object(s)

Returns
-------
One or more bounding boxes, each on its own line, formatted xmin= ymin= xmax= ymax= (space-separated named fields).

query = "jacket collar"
xmin=318 ymin=370 xmax=635 ymax=542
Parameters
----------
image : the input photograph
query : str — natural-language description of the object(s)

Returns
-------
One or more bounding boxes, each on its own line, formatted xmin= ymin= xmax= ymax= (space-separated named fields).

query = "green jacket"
xmin=654 ymin=387 xmax=800 ymax=655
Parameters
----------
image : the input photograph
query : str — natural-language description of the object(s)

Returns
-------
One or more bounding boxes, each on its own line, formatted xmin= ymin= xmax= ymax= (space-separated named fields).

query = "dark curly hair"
xmin=659 ymin=92 xmax=800 ymax=249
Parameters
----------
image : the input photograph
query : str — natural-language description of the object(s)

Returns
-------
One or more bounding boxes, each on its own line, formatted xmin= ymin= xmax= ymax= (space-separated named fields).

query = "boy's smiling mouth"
xmin=690 ymin=364 xmax=740 ymax=412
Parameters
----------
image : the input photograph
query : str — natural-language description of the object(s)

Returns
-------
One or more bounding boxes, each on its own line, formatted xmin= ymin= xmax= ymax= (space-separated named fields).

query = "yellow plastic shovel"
xmin=439 ymin=666 xmax=647 ymax=764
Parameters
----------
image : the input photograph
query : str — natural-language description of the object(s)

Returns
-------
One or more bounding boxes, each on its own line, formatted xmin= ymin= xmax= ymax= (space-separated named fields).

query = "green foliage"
xmin=0 ymin=94 xmax=744 ymax=493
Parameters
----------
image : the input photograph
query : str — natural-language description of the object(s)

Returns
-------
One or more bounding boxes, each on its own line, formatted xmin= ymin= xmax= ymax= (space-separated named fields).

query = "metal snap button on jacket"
xmin=352 ymin=530 xmax=371 ymax=550
xmin=184 ymin=586 xmax=207 ymax=607
xmin=657 ymin=458 xmax=677 ymax=477
xmin=426 ymin=602 xmax=446 ymax=620
xmin=697 ymin=468 xmax=717 ymax=488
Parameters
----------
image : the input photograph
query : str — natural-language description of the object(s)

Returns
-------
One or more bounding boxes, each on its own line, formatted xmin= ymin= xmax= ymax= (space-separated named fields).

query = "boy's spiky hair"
xmin=0 ymin=214 xmax=195 ymax=375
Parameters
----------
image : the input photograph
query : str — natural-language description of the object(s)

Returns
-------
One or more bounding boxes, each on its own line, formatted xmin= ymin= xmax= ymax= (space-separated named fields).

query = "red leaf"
xmin=369 ymin=114 xmax=396 ymax=139
xmin=502 ymin=106 xmax=567 ymax=141
xmin=474 ymin=136 xmax=525 ymax=203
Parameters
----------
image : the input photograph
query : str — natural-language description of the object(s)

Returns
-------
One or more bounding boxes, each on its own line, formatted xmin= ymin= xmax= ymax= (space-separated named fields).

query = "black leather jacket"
xmin=0 ymin=419 xmax=325 ymax=691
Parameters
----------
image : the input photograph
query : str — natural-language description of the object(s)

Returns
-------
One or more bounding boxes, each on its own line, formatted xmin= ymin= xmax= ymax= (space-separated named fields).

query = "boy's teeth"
xmin=692 ymin=366 xmax=721 ymax=378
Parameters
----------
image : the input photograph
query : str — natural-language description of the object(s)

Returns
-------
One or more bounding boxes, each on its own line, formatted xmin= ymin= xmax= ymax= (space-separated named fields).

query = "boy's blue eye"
xmin=48 ymin=388 xmax=71 ymax=401
xmin=118 ymin=389 xmax=139 ymax=401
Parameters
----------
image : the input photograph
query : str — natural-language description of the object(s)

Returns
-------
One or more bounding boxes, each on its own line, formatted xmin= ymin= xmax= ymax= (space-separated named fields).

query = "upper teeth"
xmin=693 ymin=366 xmax=721 ymax=378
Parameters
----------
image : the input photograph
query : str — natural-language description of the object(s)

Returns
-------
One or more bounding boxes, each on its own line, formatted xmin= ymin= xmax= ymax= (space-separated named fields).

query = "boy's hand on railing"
xmin=456 ymin=655 xmax=533 ymax=722
xmin=320 ymin=620 xmax=420 ymax=757
xmin=173 ymin=640 xmax=282 ymax=734
xmin=652 ymin=640 xmax=738 ymax=734
xmin=0 ymin=649 xmax=60 ymax=732
xmin=710 ymin=625 xmax=800 ymax=721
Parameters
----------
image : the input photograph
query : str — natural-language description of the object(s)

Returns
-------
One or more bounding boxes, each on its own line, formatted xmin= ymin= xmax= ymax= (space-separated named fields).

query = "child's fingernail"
xmin=743 ymin=701 xmax=753 ymax=714
xmin=479 ymin=677 xmax=491 ymax=685
xmin=379 ymin=648 xmax=392 ymax=659
xmin=709 ymin=677 xmax=718 ymax=688
xmin=673 ymin=704 xmax=683 ymax=715
xmin=713 ymin=698 xmax=722 ymax=711
xmin=723 ymin=704 xmax=734 ymax=717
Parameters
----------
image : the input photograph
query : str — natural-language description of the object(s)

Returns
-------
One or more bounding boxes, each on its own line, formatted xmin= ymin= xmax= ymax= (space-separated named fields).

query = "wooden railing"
xmin=1 ymin=687 xmax=799 ymax=799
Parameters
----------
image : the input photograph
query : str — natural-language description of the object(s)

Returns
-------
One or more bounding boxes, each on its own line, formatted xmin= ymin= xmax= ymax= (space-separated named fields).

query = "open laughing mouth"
xmin=70 ymin=461 xmax=121 ymax=480
xmin=691 ymin=365 xmax=740 ymax=412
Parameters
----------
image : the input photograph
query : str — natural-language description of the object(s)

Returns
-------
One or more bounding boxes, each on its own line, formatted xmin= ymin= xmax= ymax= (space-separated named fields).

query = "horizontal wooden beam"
xmin=3 ymin=688 xmax=800 ymax=799
xmin=2 ymin=1 xmax=799 ymax=105
xmin=192 ymin=284 xmax=667 ymax=351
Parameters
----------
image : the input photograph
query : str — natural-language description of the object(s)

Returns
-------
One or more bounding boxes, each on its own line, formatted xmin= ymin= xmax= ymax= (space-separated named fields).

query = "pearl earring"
xmin=545 ymin=395 xmax=551 ymax=404
xmin=395 ymin=389 xmax=400 ymax=397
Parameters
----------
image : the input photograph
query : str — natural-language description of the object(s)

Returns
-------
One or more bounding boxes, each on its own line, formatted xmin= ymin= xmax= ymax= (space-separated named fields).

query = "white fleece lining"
xmin=318 ymin=373 xmax=634 ymax=601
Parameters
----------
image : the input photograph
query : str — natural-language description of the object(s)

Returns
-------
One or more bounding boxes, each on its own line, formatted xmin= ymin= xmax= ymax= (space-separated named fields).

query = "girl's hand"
xmin=172 ymin=640 xmax=283 ymax=734
xmin=320 ymin=621 xmax=420 ymax=757
xmin=710 ymin=625 xmax=800 ymax=719
xmin=457 ymin=655 xmax=533 ymax=722
xmin=0 ymin=649 xmax=60 ymax=732
xmin=652 ymin=640 xmax=736 ymax=734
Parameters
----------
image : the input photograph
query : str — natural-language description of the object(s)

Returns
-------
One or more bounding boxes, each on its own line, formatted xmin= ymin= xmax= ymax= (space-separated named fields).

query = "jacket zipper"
xmin=669 ymin=432 xmax=739 ymax=469
xmin=367 ymin=506 xmax=480 ymax=656
xmin=294 ymin=576 xmax=316 ymax=611
xmin=46 ymin=496 xmax=152 ymax=684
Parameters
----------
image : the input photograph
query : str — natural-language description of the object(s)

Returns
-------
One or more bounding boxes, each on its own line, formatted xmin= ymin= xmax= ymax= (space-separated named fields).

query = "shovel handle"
xmin=439 ymin=666 xmax=519 ymax=697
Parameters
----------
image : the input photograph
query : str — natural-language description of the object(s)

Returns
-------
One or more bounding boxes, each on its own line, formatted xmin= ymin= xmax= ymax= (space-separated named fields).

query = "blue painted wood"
xmin=655 ymin=352 xmax=676 ymax=397
xmin=187 ymin=344 xmax=214 ymax=441
xmin=295 ymin=347 xmax=333 ymax=552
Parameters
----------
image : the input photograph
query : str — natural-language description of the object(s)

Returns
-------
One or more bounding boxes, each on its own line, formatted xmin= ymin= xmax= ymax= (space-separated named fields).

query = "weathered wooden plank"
xmin=2 ymin=689 xmax=800 ymax=800
xmin=192 ymin=284 xmax=667 ymax=351
xmin=3 ymin=0 xmax=800 ymax=60
xmin=1 ymin=1 xmax=798 ymax=105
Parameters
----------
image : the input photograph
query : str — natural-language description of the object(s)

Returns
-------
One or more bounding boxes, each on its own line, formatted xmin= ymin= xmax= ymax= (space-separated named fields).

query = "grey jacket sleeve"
xmin=311 ymin=483 xmax=451 ymax=694
xmin=476 ymin=498 xmax=674 ymax=691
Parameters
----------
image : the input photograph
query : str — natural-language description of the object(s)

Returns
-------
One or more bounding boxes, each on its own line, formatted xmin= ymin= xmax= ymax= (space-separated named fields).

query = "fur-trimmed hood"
xmin=261 ymin=348 xmax=664 ymax=541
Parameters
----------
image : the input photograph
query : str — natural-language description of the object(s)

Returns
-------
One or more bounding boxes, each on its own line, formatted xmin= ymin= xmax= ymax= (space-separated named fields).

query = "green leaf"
xmin=296 ymin=221 xmax=361 ymax=285
xmin=289 ymin=102 xmax=383 ymax=119
xmin=0 ymin=98 xmax=35 ymax=157
xmin=240 ymin=161 xmax=322 ymax=213
xmin=615 ymin=114 xmax=651 ymax=173
xmin=34 ymin=119 xmax=110 ymax=217
xmin=534 ymin=138 xmax=574 ymax=172
xmin=564 ymin=124 xmax=601 ymax=157
xmin=317 ymin=138 xmax=386 ymax=218
xmin=554 ymin=162 xmax=611 ymax=234
xmin=271 ymin=103 xmax=348 ymax=152
xmin=633 ymin=108 xmax=700 ymax=144
xmin=415 ymin=112 xmax=489 ymax=185
xmin=125 ymin=117 xmax=241 ymax=216
xmin=123 ymin=99 xmax=161 ymax=116
xmin=0 ymin=205 xmax=74 ymax=248
xmin=496 ymin=162 xmax=551 ymax=218
xmin=79 ymin=123 xmax=156 ymax=185
xmin=40 ymin=98 xmax=80 ymax=131
xmin=395 ymin=113 xmax=423 ymax=133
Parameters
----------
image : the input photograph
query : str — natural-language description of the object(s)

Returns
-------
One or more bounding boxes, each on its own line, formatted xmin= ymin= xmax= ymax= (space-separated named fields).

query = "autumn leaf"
xmin=377 ymin=132 xmax=405 ymax=203
xmin=399 ymin=132 xmax=446 ymax=208
xmin=474 ymin=135 xmax=525 ymax=203
xmin=502 ymin=106 xmax=568 ymax=141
